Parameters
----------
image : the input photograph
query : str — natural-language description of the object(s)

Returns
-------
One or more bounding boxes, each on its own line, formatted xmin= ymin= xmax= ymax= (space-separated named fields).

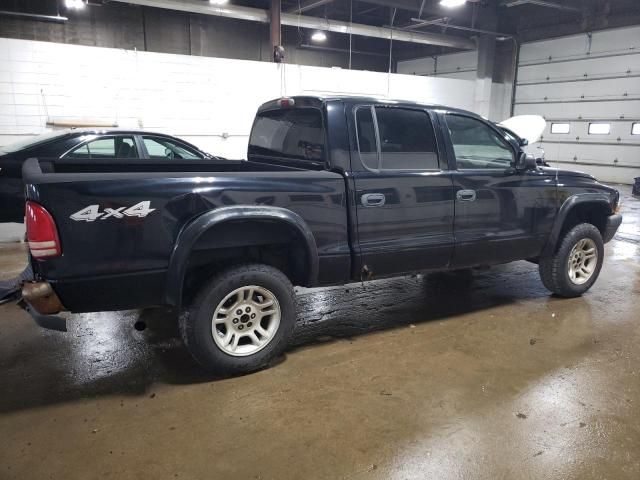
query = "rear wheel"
xmin=179 ymin=263 xmax=296 ymax=375
xmin=539 ymin=223 xmax=604 ymax=297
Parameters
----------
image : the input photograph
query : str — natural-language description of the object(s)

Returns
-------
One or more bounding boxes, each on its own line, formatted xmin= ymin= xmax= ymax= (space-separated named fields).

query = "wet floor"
xmin=0 ymin=186 xmax=639 ymax=479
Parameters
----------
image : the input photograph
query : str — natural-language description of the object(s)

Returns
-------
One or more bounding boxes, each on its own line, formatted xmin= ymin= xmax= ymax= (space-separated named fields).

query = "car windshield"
xmin=0 ymin=130 xmax=71 ymax=154
xmin=496 ymin=124 xmax=524 ymax=145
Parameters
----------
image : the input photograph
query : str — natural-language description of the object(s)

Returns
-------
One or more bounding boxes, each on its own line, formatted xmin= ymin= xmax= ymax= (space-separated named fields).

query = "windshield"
xmin=0 ymin=130 xmax=71 ymax=154
xmin=496 ymin=125 xmax=523 ymax=145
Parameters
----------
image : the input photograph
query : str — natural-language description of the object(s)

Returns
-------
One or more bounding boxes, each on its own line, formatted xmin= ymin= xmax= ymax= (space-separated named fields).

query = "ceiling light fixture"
xmin=209 ymin=0 xmax=229 ymax=5
xmin=440 ymin=0 xmax=466 ymax=7
xmin=65 ymin=0 xmax=85 ymax=9
xmin=311 ymin=31 xmax=327 ymax=42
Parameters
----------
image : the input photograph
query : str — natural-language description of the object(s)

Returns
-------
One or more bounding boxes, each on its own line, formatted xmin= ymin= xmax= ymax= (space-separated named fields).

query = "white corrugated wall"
xmin=515 ymin=25 xmax=640 ymax=184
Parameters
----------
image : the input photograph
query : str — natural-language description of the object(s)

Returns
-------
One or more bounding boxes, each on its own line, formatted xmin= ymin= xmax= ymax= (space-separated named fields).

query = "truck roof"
xmin=257 ymin=95 xmax=479 ymax=118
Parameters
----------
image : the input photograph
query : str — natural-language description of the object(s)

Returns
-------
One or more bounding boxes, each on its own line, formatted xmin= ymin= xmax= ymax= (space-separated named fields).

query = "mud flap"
xmin=17 ymin=298 xmax=67 ymax=332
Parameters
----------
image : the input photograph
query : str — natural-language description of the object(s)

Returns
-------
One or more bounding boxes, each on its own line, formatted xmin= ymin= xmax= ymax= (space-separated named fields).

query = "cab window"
xmin=375 ymin=107 xmax=438 ymax=170
xmin=355 ymin=107 xmax=439 ymax=171
xmin=445 ymin=115 xmax=514 ymax=169
xmin=355 ymin=107 xmax=378 ymax=170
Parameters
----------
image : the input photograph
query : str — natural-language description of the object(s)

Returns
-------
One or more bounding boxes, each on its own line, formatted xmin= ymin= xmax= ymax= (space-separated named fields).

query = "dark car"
xmin=20 ymin=96 xmax=622 ymax=375
xmin=0 ymin=128 xmax=215 ymax=223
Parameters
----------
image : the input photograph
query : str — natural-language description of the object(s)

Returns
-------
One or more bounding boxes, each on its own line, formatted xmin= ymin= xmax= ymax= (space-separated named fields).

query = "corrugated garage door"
xmin=514 ymin=25 xmax=640 ymax=184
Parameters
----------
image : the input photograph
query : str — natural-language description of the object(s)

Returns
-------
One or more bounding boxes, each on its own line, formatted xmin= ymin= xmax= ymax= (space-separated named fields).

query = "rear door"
xmin=440 ymin=112 xmax=556 ymax=267
xmin=350 ymin=104 xmax=455 ymax=277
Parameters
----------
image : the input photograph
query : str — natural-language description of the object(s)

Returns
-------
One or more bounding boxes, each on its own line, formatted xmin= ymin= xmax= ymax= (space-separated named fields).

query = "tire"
xmin=179 ymin=263 xmax=296 ymax=375
xmin=539 ymin=223 xmax=604 ymax=297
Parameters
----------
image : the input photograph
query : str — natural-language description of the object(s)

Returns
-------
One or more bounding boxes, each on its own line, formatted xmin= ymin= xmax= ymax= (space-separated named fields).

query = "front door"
xmin=440 ymin=112 xmax=557 ymax=268
xmin=351 ymin=105 xmax=455 ymax=277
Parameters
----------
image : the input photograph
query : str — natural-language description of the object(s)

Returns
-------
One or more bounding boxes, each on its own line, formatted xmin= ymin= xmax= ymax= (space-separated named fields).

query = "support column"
xmin=474 ymin=34 xmax=495 ymax=119
xmin=270 ymin=0 xmax=283 ymax=62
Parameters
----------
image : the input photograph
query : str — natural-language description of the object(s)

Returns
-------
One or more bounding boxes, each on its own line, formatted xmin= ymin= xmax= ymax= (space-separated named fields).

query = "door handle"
xmin=361 ymin=193 xmax=386 ymax=207
xmin=456 ymin=189 xmax=476 ymax=202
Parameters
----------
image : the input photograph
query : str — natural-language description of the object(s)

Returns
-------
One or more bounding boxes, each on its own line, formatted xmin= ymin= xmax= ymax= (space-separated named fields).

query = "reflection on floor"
xmin=0 ymin=185 xmax=638 ymax=479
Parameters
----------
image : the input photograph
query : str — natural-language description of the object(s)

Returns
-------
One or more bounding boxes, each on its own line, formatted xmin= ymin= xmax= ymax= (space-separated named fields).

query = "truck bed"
xmin=23 ymin=157 xmax=351 ymax=312
xmin=26 ymin=156 xmax=302 ymax=179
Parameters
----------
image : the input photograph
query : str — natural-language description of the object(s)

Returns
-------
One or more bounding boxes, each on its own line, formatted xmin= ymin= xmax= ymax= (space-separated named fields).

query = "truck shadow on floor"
xmin=0 ymin=263 xmax=563 ymax=414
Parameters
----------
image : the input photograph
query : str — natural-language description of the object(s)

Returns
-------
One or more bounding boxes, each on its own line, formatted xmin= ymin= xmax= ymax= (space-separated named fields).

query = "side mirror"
xmin=515 ymin=152 xmax=537 ymax=171
xmin=519 ymin=138 xmax=529 ymax=147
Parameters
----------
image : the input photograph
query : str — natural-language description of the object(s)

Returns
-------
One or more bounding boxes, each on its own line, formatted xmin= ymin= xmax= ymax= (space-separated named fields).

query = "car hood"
xmin=499 ymin=115 xmax=546 ymax=144
xmin=539 ymin=166 xmax=595 ymax=179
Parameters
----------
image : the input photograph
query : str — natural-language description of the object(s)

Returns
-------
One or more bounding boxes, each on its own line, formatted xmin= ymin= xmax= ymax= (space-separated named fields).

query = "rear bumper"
xmin=603 ymin=214 xmax=622 ymax=243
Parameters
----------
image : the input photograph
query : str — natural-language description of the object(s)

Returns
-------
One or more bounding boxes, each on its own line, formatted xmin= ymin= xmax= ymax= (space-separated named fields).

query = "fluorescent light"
xmin=209 ymin=0 xmax=228 ymax=5
xmin=311 ymin=31 xmax=327 ymax=43
xmin=65 ymin=0 xmax=85 ymax=8
xmin=440 ymin=0 xmax=466 ymax=7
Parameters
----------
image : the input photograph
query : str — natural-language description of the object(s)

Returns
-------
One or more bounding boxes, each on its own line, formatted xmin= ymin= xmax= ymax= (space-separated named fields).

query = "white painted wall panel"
xmin=541 ymin=143 xmax=639 ymax=167
xmin=397 ymin=50 xmax=511 ymax=121
xmin=435 ymin=51 xmax=478 ymax=74
xmin=517 ymin=54 xmax=640 ymax=84
xmin=518 ymin=36 xmax=592 ymax=63
xmin=515 ymin=26 xmax=640 ymax=183
xmin=542 ymin=121 xmax=639 ymax=141
xmin=516 ymin=76 xmax=640 ymax=102
xmin=436 ymin=71 xmax=477 ymax=81
xmin=395 ymin=56 xmax=436 ymax=76
xmin=397 ymin=51 xmax=477 ymax=77
xmin=514 ymin=99 xmax=640 ymax=120
xmin=0 ymin=38 xmax=477 ymax=160
xmin=518 ymin=25 xmax=640 ymax=64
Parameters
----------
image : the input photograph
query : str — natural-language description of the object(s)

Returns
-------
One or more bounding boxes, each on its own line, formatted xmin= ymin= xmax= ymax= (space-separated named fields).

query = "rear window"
xmin=249 ymin=108 xmax=325 ymax=164
xmin=0 ymin=130 xmax=70 ymax=154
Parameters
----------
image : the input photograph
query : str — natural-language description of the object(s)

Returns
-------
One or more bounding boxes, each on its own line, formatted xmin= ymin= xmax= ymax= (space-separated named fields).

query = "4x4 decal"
xmin=70 ymin=201 xmax=155 ymax=222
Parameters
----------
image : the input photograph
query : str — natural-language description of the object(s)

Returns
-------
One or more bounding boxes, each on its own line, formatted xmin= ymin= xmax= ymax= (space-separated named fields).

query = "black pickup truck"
xmin=21 ymin=96 xmax=622 ymax=374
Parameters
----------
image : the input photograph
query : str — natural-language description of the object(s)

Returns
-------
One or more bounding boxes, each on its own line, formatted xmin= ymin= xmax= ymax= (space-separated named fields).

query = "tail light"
xmin=26 ymin=201 xmax=61 ymax=259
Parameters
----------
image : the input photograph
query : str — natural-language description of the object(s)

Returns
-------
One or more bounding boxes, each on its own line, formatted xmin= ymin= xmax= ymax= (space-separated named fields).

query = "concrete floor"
xmin=0 ymin=186 xmax=638 ymax=480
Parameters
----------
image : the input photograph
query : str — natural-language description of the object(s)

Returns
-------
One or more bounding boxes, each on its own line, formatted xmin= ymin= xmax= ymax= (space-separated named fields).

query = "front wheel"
xmin=539 ymin=223 xmax=604 ymax=297
xmin=179 ymin=263 xmax=296 ymax=375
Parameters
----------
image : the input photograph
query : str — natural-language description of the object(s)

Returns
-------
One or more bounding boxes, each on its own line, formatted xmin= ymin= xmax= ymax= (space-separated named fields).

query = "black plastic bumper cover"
xmin=17 ymin=299 xmax=67 ymax=332
xmin=603 ymin=214 xmax=622 ymax=243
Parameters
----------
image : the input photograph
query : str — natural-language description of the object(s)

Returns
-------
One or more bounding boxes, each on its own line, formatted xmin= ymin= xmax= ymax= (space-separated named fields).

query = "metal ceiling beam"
xmin=409 ymin=17 xmax=512 ymax=37
xmin=502 ymin=0 xmax=584 ymax=13
xmin=111 ymin=0 xmax=476 ymax=49
xmin=404 ymin=16 xmax=449 ymax=29
xmin=298 ymin=43 xmax=388 ymax=57
xmin=286 ymin=0 xmax=335 ymax=14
